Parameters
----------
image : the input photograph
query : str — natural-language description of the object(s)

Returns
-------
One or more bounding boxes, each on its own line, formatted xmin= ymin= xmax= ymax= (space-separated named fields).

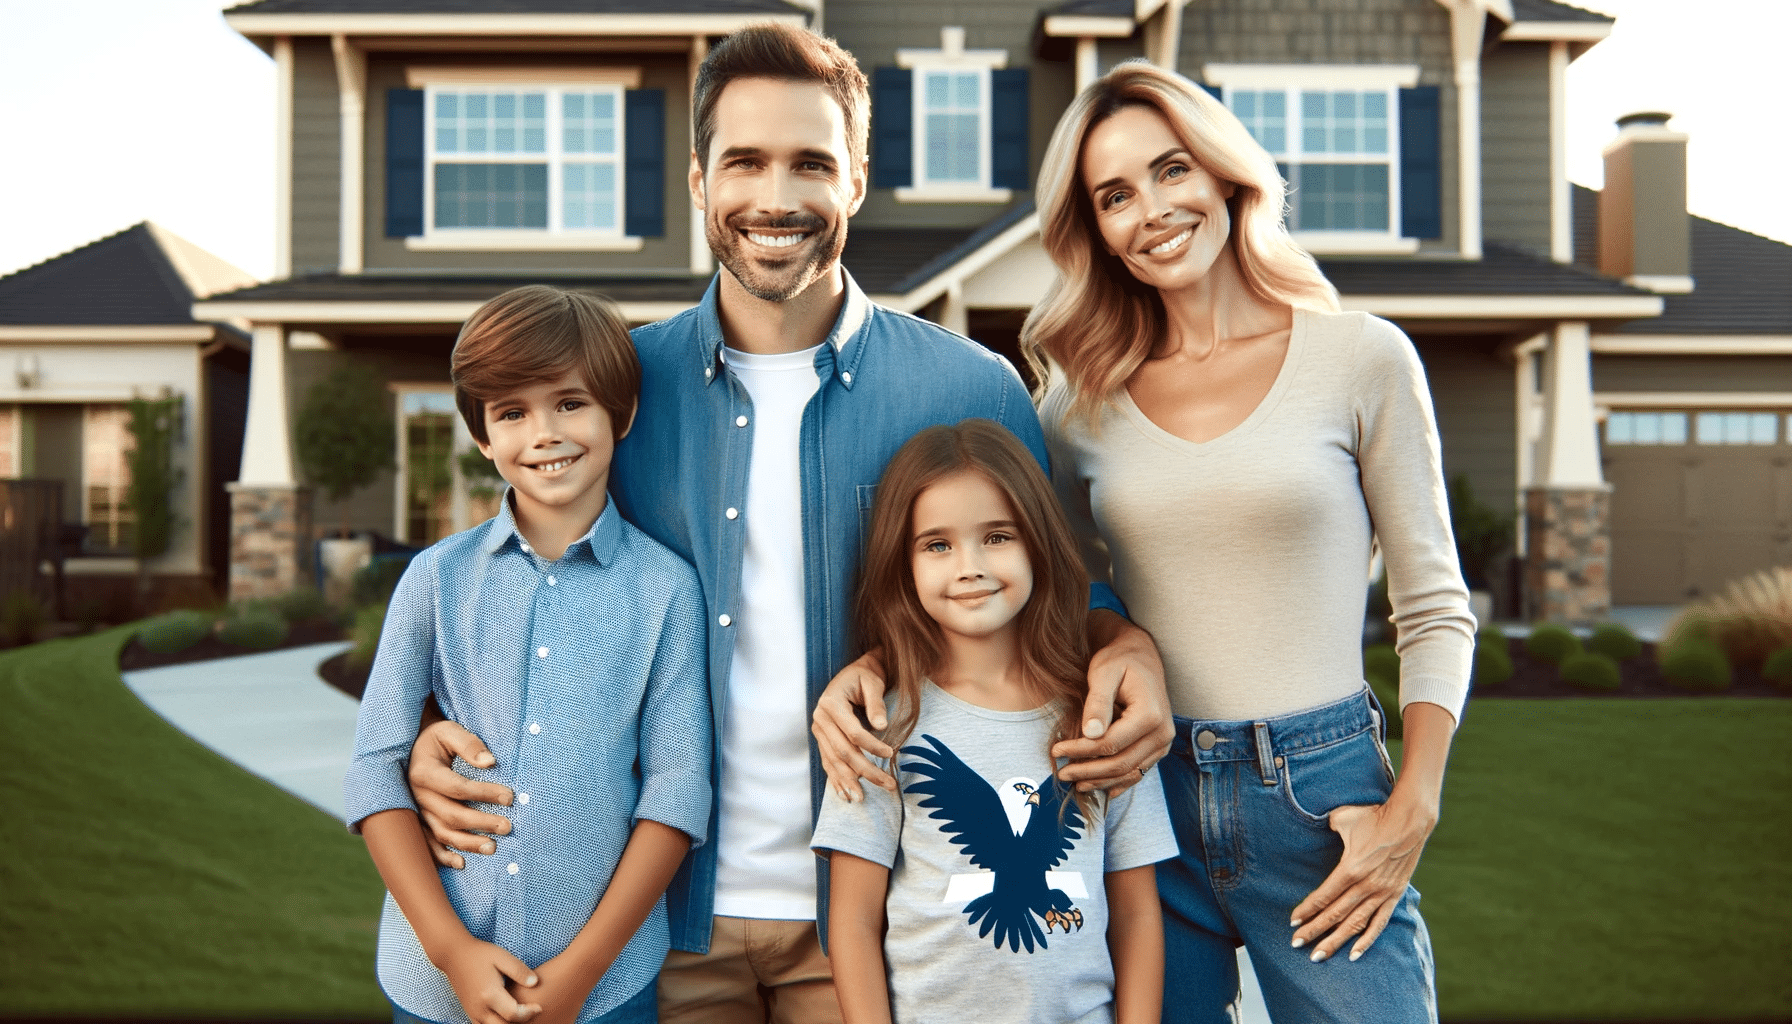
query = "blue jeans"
xmin=391 ymin=974 xmax=658 ymax=1024
xmin=1156 ymin=689 xmax=1437 ymax=1024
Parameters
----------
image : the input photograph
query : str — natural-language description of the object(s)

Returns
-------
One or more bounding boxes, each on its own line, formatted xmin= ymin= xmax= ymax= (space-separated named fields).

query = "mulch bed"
xmin=317 ymin=650 xmax=371 ymax=700
xmin=117 ymin=621 xmax=347 ymax=673
xmin=1471 ymin=636 xmax=1786 ymax=699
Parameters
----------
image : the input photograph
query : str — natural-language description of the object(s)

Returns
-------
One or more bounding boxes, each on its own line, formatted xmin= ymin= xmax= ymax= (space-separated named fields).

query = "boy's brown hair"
xmin=692 ymin=23 xmax=870 ymax=172
xmin=451 ymin=285 xmax=639 ymax=444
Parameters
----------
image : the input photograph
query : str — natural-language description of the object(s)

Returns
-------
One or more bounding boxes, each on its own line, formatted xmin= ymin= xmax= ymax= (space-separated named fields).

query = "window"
xmin=83 ymin=405 xmax=133 ymax=552
xmin=1206 ymin=65 xmax=1423 ymax=252
xmin=1604 ymin=411 xmax=1688 ymax=445
xmin=393 ymin=387 xmax=496 ymax=545
xmin=1695 ymin=411 xmax=1779 ymax=445
xmin=877 ymin=28 xmax=1026 ymax=203
xmin=920 ymin=69 xmax=987 ymax=187
xmin=426 ymin=85 xmax=623 ymax=237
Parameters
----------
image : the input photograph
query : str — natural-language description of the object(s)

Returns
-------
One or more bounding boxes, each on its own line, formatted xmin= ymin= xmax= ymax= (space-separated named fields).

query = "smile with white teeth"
xmin=747 ymin=231 xmax=808 ymax=248
xmin=529 ymin=455 xmax=580 ymax=472
xmin=1147 ymin=227 xmax=1193 ymax=255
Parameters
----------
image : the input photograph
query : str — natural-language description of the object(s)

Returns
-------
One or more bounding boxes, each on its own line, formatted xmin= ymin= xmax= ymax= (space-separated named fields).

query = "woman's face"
xmin=1079 ymin=103 xmax=1237 ymax=295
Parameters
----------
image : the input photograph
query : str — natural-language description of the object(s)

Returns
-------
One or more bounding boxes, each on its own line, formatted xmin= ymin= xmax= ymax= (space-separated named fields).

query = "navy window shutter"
xmin=385 ymin=89 xmax=425 ymax=238
xmin=990 ymin=68 xmax=1030 ymax=190
xmin=1200 ymin=83 xmax=1223 ymax=100
xmin=624 ymin=89 xmax=666 ymax=238
xmin=1399 ymin=86 xmax=1442 ymax=239
xmin=871 ymin=67 xmax=912 ymax=189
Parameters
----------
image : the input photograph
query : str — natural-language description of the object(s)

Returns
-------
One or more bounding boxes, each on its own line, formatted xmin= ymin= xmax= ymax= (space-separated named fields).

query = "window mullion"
xmin=548 ymin=87 xmax=562 ymax=234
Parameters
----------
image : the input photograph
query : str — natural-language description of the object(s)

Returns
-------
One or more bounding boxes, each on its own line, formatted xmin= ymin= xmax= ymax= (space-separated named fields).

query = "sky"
xmin=1 ymin=0 xmax=1788 ymax=281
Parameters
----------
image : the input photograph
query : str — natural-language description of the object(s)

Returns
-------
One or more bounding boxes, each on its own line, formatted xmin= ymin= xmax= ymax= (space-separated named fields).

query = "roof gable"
xmin=0 ymin=223 xmax=254 ymax=326
xmin=1509 ymin=0 xmax=1614 ymax=24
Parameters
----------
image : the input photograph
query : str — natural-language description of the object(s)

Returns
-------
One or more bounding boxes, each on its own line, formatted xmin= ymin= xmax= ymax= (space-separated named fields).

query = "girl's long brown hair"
xmin=856 ymin=419 xmax=1094 ymax=815
xmin=1022 ymin=62 xmax=1340 ymax=426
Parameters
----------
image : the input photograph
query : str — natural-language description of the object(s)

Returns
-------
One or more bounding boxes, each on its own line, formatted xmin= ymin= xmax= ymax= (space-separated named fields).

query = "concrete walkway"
xmin=120 ymin=640 xmax=1273 ymax=1021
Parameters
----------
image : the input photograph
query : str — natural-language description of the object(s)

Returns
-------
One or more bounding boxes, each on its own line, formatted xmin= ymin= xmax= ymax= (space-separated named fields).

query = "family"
xmin=342 ymin=22 xmax=1476 ymax=1024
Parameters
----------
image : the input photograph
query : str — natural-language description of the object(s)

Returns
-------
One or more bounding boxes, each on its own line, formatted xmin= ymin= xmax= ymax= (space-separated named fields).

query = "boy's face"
xmin=689 ymin=77 xmax=867 ymax=302
xmin=476 ymin=369 xmax=629 ymax=528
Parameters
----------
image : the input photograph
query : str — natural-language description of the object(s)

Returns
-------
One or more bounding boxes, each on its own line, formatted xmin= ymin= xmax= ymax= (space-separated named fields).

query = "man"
xmin=406 ymin=24 xmax=1172 ymax=1024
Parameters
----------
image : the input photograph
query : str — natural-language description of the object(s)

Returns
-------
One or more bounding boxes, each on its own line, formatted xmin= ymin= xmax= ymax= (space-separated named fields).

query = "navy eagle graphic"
xmin=903 ymin=734 xmax=1086 ymax=953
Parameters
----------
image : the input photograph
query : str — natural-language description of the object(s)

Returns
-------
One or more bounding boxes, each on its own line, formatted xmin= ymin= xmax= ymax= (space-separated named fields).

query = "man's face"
xmin=690 ymin=77 xmax=867 ymax=302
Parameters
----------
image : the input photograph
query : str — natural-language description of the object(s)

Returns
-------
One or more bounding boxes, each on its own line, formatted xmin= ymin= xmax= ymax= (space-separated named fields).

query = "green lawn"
xmin=0 ymin=626 xmax=387 ymax=1017
xmin=3 ymin=631 xmax=1789 ymax=1018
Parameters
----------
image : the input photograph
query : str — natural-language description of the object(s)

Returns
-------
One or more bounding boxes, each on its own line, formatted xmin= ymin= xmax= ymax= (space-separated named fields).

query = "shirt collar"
xmin=695 ymin=266 xmax=874 ymax=389
xmin=480 ymin=487 xmax=624 ymax=567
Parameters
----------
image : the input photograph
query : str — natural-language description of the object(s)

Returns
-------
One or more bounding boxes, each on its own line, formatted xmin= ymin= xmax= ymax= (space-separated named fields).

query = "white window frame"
xmin=390 ymin=383 xmax=485 ymax=543
xmin=1205 ymin=64 xmax=1420 ymax=254
xmin=895 ymin=28 xmax=1012 ymax=204
xmin=407 ymin=66 xmax=643 ymax=252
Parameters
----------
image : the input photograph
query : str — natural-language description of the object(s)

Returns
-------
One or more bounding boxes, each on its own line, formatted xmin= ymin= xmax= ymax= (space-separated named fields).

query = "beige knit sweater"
xmin=1041 ymin=308 xmax=1476 ymax=723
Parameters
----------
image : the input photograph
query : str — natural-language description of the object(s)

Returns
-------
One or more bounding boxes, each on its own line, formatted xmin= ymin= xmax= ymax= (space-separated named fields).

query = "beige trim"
xmin=195 ymin=300 xmax=696 ymax=325
xmin=405 ymin=65 xmax=642 ymax=88
xmin=1501 ymin=21 xmax=1612 ymax=43
xmin=273 ymin=36 xmax=293 ymax=280
xmin=144 ymin=223 xmax=259 ymax=299
xmin=688 ymin=35 xmax=713 ymax=277
xmin=1601 ymin=125 xmax=1688 ymax=157
xmin=1338 ymin=294 xmax=1664 ymax=318
xmin=1439 ymin=0 xmax=1484 ymax=259
xmin=333 ymin=35 xmax=367 ymax=275
xmin=0 ymin=325 xmax=220 ymax=343
xmin=1201 ymin=63 xmax=1421 ymax=90
xmin=1596 ymin=391 xmax=1792 ymax=409
xmin=1549 ymin=41 xmax=1571 ymax=263
xmin=1142 ymin=0 xmax=1184 ymax=69
xmin=1622 ymin=274 xmax=1695 ymax=294
xmin=894 ymin=186 xmax=1014 ymax=205
xmin=1590 ymin=334 xmax=1792 ymax=355
xmin=404 ymin=232 xmax=644 ymax=252
xmin=1292 ymin=232 xmax=1421 ymax=255
xmin=1044 ymin=15 xmax=1134 ymax=38
xmin=1075 ymin=37 xmax=1100 ymax=93
xmin=227 ymin=12 xmax=808 ymax=36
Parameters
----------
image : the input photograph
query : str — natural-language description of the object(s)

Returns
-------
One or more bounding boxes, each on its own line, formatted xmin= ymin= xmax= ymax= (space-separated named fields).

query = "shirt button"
xmin=735 ymin=415 xmax=748 ymax=427
xmin=529 ymin=722 xmax=541 ymax=735
xmin=537 ymin=646 xmax=549 ymax=659
xmin=520 ymin=543 xmax=531 ymax=554
xmin=841 ymin=371 xmax=852 ymax=384
xmin=704 ymin=367 xmax=713 ymax=380
xmin=718 ymin=613 xmax=732 ymax=627
xmin=725 ymin=507 xmax=739 ymax=520
xmin=546 ymin=575 xmax=557 ymax=586
xmin=517 ymin=793 xmax=530 ymax=805
xmin=507 ymin=863 xmax=519 ymax=875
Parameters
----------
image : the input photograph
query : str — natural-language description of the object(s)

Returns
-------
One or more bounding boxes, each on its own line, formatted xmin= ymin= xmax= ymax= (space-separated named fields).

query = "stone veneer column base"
xmin=1523 ymin=485 xmax=1612 ymax=625
xmin=227 ymin=483 xmax=313 ymax=601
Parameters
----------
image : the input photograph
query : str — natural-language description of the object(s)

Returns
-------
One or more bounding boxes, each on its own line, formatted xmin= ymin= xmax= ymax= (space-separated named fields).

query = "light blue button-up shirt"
xmin=343 ymin=494 xmax=711 ymax=1021
xmin=611 ymin=270 xmax=1123 ymax=952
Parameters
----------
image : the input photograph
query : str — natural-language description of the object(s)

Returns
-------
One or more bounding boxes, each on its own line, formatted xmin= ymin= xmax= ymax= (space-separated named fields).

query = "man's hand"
xmin=436 ymin=935 xmax=541 ymax=1024
xmin=811 ymin=649 xmax=896 ymax=804
xmin=1051 ymin=611 xmax=1174 ymax=795
xmin=410 ymin=718 xmax=515 ymax=869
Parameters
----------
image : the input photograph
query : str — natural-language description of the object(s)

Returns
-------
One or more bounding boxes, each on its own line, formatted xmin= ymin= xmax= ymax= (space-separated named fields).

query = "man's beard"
xmin=707 ymin=209 xmax=846 ymax=303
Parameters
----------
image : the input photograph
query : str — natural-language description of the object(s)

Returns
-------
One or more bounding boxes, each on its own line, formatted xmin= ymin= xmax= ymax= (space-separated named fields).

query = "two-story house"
xmin=197 ymin=0 xmax=1791 ymax=623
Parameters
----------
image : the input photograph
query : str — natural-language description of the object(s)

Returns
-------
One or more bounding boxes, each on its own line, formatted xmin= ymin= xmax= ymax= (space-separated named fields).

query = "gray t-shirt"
xmin=811 ymin=682 xmax=1179 ymax=1024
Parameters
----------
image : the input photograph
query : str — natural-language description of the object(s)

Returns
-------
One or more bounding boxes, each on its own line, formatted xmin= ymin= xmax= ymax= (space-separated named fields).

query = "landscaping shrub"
xmin=1664 ymin=566 xmax=1792 ymax=670
xmin=1765 ymin=647 xmax=1792 ymax=689
xmin=0 ymin=589 xmax=47 ymax=647
xmin=271 ymin=587 xmax=334 ymax=626
xmin=1658 ymin=637 xmax=1731 ymax=692
xmin=1524 ymin=623 xmax=1582 ymax=665
xmin=348 ymin=602 xmax=386 ymax=670
xmin=352 ymin=557 xmax=411 ymax=608
xmin=1472 ymin=630 xmax=1514 ymax=687
xmin=137 ymin=609 xmax=216 ymax=655
xmin=1560 ymin=651 xmax=1622 ymax=691
xmin=217 ymin=609 xmax=290 ymax=650
xmin=1588 ymin=621 xmax=1643 ymax=661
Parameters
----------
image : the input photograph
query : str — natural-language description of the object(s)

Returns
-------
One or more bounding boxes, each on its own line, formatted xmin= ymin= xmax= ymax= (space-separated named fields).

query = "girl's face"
xmin=1079 ymin=103 xmax=1237 ymax=295
xmin=909 ymin=470 xmax=1034 ymax=644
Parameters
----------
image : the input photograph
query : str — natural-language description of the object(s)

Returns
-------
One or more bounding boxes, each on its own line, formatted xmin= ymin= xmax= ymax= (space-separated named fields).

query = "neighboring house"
xmin=0 ymin=223 xmax=254 ymax=605
xmin=197 ymin=0 xmax=1786 ymax=621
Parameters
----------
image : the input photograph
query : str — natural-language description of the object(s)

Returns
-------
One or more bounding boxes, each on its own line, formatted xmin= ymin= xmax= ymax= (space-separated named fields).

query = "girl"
xmin=810 ymin=419 xmax=1180 ymax=1024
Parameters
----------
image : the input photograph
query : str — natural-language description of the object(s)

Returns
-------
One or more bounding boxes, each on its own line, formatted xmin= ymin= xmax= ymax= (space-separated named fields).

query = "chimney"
xmin=1599 ymin=112 xmax=1692 ymax=293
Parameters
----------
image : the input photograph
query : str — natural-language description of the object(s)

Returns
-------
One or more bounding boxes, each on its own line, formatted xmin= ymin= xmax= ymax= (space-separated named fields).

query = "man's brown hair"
xmin=451 ymin=285 xmax=639 ymax=444
xmin=692 ymin=23 xmax=870 ymax=172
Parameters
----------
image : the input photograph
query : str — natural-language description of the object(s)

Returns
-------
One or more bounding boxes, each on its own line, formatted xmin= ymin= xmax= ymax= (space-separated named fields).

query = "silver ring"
xmin=1138 ymin=764 xmax=1149 ymax=778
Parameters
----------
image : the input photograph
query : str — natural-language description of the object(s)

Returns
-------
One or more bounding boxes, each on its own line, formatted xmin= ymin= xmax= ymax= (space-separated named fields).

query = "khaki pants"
xmin=658 ymin=916 xmax=841 ymax=1024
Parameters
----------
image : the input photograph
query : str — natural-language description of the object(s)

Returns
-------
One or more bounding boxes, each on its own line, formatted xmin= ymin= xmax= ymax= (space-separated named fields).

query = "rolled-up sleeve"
xmin=342 ymin=552 xmax=439 ymax=833
xmin=633 ymin=560 xmax=713 ymax=848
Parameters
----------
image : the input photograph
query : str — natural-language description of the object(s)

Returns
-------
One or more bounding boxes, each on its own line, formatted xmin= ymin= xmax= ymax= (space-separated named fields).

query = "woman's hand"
xmin=1052 ymin=611 xmax=1175 ymax=795
xmin=1290 ymin=701 xmax=1455 ymax=962
xmin=811 ymin=650 xmax=897 ymax=804
xmin=409 ymin=715 xmax=515 ymax=869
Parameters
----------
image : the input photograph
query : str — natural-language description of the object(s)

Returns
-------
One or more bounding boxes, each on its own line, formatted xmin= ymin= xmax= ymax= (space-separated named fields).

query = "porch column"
xmin=1075 ymin=37 xmax=1098 ymax=94
xmin=228 ymin=323 xmax=310 ymax=600
xmin=1524 ymin=320 xmax=1610 ymax=624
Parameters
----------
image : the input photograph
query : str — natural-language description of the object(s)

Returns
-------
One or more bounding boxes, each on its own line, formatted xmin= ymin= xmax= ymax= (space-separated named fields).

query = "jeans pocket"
xmin=1281 ymin=730 xmax=1397 ymax=828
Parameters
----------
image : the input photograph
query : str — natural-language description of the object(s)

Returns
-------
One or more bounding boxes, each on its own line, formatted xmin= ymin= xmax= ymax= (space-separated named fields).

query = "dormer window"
xmin=871 ymin=28 xmax=1030 ymax=203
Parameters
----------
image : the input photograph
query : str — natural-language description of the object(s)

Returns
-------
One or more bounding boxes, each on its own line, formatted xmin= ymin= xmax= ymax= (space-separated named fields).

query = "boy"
xmin=343 ymin=284 xmax=711 ymax=1024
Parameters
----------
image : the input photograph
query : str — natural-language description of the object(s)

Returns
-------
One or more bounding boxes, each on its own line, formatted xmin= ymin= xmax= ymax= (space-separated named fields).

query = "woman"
xmin=1019 ymin=62 xmax=1474 ymax=1022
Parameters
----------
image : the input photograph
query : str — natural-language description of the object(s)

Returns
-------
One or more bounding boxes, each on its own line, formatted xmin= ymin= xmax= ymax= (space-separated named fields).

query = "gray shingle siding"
xmin=1593 ymin=355 xmax=1792 ymax=394
xmin=292 ymin=37 xmax=342 ymax=275
xmin=1480 ymin=41 xmax=1551 ymax=256
xmin=1416 ymin=337 xmax=1519 ymax=520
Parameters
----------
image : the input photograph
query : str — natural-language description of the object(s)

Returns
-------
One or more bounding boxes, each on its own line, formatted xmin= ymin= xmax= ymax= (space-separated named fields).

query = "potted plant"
xmin=294 ymin=364 xmax=394 ymax=603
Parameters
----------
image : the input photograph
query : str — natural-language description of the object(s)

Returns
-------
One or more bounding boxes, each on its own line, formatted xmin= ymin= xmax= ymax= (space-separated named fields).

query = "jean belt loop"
xmin=1252 ymin=722 xmax=1278 ymax=786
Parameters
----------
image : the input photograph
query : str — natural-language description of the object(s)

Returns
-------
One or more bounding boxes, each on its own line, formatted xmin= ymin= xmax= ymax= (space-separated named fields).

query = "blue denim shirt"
xmin=612 ymin=270 xmax=1116 ymax=952
xmin=343 ymin=495 xmax=711 ymax=1019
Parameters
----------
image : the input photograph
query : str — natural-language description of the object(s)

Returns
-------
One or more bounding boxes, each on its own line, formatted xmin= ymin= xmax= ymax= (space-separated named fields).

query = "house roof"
xmin=1573 ymin=184 xmax=1792 ymax=335
xmin=0 ymin=223 xmax=256 ymax=326
xmin=223 ymin=0 xmax=806 ymax=14
xmin=1318 ymin=242 xmax=1642 ymax=297
xmin=1043 ymin=0 xmax=1133 ymax=16
xmin=1509 ymin=0 xmax=1614 ymax=23
xmin=201 ymin=272 xmax=712 ymax=306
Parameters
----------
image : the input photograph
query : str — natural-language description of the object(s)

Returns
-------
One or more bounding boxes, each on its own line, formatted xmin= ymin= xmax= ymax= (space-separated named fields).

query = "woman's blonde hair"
xmin=1021 ymin=61 xmax=1340 ymax=424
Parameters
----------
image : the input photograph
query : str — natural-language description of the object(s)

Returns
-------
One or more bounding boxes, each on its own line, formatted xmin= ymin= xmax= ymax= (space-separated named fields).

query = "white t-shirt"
xmin=713 ymin=341 xmax=825 ymax=920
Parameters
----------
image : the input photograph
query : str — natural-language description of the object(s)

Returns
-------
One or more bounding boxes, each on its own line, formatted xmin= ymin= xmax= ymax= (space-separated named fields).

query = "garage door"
xmin=1602 ymin=409 xmax=1792 ymax=604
